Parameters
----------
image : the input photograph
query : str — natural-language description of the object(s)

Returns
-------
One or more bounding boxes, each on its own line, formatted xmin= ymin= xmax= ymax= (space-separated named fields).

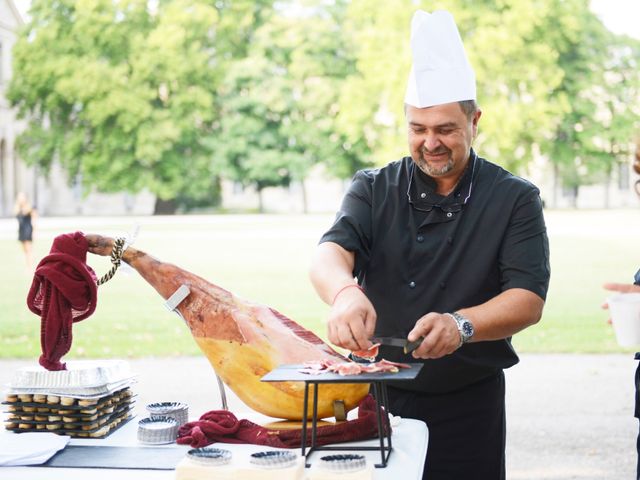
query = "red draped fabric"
xmin=177 ymin=394 xmax=388 ymax=448
xmin=27 ymin=232 xmax=97 ymax=371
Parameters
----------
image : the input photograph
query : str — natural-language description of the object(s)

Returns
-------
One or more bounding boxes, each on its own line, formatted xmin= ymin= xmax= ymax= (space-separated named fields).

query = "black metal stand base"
xmin=300 ymin=380 xmax=392 ymax=468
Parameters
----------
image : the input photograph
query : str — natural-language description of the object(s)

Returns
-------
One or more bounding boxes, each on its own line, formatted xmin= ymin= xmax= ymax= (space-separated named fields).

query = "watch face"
xmin=461 ymin=321 xmax=474 ymax=337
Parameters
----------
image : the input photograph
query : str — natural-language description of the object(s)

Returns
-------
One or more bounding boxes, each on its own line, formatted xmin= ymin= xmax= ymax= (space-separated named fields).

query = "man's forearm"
xmin=457 ymin=288 xmax=545 ymax=342
xmin=309 ymin=241 xmax=357 ymax=305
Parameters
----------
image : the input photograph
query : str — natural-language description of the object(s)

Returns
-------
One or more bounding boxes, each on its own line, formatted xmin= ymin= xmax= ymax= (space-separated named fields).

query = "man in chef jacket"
xmin=310 ymin=10 xmax=550 ymax=479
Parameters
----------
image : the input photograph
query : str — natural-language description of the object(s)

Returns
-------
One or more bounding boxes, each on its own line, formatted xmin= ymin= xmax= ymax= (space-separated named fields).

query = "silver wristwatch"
xmin=447 ymin=311 xmax=474 ymax=348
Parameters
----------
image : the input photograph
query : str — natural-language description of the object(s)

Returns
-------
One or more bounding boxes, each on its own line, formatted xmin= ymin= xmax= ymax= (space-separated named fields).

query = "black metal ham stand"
xmin=261 ymin=363 xmax=423 ymax=468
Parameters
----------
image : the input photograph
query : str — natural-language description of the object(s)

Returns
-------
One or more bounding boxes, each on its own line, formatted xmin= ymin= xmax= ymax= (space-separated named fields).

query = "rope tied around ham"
xmin=176 ymin=394 xmax=388 ymax=448
xmin=96 ymin=237 xmax=126 ymax=285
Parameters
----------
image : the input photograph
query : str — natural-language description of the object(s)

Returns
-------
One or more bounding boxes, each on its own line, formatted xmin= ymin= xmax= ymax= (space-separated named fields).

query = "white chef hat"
xmin=404 ymin=10 xmax=476 ymax=108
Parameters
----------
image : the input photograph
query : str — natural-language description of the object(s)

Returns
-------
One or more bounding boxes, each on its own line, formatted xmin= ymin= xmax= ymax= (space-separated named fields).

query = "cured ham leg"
xmin=85 ymin=234 xmax=369 ymax=420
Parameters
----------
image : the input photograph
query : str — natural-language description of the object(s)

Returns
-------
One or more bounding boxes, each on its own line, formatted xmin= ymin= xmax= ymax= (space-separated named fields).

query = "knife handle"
xmin=404 ymin=337 xmax=424 ymax=354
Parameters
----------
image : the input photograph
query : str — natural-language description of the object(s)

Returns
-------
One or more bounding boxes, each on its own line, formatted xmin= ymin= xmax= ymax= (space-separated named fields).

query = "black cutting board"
xmin=261 ymin=363 xmax=423 ymax=383
xmin=39 ymin=445 xmax=189 ymax=470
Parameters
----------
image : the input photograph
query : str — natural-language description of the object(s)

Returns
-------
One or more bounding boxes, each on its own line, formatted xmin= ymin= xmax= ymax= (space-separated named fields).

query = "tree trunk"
xmin=603 ymin=164 xmax=612 ymax=209
xmin=300 ymin=179 xmax=308 ymax=214
xmin=552 ymin=162 xmax=559 ymax=208
xmin=257 ymin=187 xmax=264 ymax=213
xmin=153 ymin=197 xmax=177 ymax=215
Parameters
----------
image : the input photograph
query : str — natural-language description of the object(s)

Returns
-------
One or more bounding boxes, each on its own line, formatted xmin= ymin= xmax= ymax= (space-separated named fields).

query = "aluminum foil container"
xmin=146 ymin=401 xmax=189 ymax=426
xmin=10 ymin=360 xmax=133 ymax=390
xmin=137 ymin=416 xmax=178 ymax=444
xmin=250 ymin=450 xmax=298 ymax=469
xmin=186 ymin=447 xmax=232 ymax=466
xmin=7 ymin=378 xmax=137 ymax=398
xmin=318 ymin=454 xmax=367 ymax=472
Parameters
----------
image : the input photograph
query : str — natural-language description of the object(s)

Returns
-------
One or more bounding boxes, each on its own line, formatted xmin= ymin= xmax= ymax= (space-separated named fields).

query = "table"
xmin=0 ymin=413 xmax=428 ymax=479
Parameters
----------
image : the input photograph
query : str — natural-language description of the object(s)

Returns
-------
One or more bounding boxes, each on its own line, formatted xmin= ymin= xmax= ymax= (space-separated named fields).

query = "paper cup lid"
xmin=250 ymin=450 xmax=297 ymax=469
xmin=187 ymin=447 xmax=232 ymax=466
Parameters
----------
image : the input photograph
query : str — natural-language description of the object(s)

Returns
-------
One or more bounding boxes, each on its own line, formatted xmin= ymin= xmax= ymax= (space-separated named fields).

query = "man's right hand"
xmin=327 ymin=284 xmax=377 ymax=352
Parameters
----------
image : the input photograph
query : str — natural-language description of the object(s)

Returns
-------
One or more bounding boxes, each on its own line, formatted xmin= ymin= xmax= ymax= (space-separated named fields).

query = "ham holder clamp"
xmin=261 ymin=363 xmax=423 ymax=468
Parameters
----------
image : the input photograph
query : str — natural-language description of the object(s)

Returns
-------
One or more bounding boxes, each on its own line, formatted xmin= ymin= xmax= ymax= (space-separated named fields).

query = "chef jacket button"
xmin=416 ymin=235 xmax=424 ymax=243
xmin=409 ymin=281 xmax=416 ymax=289
xmin=439 ymin=281 xmax=446 ymax=289
xmin=446 ymin=212 xmax=453 ymax=218
xmin=420 ymin=192 xmax=426 ymax=199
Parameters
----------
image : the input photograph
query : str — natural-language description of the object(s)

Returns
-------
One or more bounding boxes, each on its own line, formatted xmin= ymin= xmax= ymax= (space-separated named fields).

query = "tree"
xmin=543 ymin=0 xmax=640 ymax=206
xmin=9 ymin=0 xmax=228 ymax=213
xmin=211 ymin=0 xmax=367 ymax=212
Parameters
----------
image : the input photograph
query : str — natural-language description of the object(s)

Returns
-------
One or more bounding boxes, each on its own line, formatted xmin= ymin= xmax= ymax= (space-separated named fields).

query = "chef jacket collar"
xmin=407 ymin=148 xmax=477 ymax=213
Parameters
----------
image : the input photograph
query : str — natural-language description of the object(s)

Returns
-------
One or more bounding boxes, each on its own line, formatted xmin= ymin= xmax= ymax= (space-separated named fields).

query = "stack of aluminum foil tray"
xmin=2 ymin=360 xmax=136 ymax=438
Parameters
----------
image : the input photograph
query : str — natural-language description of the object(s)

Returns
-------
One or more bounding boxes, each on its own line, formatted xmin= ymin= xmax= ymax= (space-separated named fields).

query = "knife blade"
xmin=372 ymin=336 xmax=424 ymax=354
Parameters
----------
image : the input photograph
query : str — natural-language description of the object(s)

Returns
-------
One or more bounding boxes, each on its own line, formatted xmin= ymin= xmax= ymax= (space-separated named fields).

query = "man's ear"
xmin=471 ymin=110 xmax=482 ymax=138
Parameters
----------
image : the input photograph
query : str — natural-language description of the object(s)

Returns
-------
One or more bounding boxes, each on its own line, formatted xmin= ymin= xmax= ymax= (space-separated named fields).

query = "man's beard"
xmin=416 ymin=149 xmax=454 ymax=177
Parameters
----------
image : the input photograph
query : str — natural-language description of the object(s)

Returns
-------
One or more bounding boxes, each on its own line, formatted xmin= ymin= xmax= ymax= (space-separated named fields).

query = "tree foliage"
xmin=210 ymin=0 xmax=367 ymax=211
xmin=542 ymin=0 xmax=640 ymax=204
xmin=8 ymin=0 xmax=640 ymax=211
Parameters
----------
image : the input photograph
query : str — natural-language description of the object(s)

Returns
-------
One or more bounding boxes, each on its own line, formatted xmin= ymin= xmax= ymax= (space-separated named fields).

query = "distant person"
xmin=14 ymin=192 xmax=37 ymax=270
xmin=603 ymin=268 xmax=640 ymax=480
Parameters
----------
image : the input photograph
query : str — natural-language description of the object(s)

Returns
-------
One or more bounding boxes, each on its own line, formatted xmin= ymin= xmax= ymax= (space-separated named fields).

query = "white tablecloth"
xmin=0 ymin=414 xmax=427 ymax=479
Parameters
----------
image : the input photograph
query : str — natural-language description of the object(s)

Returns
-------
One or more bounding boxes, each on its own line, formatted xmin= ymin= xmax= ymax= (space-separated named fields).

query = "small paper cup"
xmin=608 ymin=293 xmax=640 ymax=347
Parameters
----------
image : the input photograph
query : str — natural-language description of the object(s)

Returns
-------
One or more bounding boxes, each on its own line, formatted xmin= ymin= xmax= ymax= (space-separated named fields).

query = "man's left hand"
xmin=408 ymin=312 xmax=461 ymax=359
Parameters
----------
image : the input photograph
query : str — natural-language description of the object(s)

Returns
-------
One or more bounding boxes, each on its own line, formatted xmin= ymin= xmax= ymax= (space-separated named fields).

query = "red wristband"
xmin=332 ymin=283 xmax=364 ymax=305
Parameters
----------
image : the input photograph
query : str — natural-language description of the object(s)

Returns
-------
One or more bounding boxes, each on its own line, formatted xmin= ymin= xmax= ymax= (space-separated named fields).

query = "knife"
xmin=372 ymin=336 xmax=424 ymax=354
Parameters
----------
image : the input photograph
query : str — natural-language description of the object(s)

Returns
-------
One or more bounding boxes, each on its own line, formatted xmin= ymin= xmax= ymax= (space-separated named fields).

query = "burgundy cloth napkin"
xmin=177 ymin=394 xmax=388 ymax=448
xmin=27 ymin=232 xmax=97 ymax=371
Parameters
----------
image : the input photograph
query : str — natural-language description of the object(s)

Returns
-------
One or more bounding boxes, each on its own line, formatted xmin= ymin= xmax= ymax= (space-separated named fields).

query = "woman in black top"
xmin=14 ymin=192 xmax=36 ymax=270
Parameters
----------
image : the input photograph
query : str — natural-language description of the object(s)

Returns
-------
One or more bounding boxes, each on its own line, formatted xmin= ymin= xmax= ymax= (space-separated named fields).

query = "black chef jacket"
xmin=320 ymin=149 xmax=550 ymax=393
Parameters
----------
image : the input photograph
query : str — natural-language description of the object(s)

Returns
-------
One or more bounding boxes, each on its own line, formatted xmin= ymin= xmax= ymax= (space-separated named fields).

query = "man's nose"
xmin=422 ymin=133 xmax=441 ymax=152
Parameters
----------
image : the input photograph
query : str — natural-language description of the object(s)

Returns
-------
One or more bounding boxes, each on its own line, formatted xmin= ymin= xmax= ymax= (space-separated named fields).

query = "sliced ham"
xmin=300 ymin=358 xmax=412 ymax=376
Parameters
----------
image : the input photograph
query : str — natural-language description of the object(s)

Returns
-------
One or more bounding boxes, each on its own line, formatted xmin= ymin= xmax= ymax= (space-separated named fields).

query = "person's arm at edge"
xmin=603 ymin=283 xmax=640 ymax=295
xmin=31 ymin=208 xmax=38 ymax=236
xmin=309 ymin=241 xmax=376 ymax=351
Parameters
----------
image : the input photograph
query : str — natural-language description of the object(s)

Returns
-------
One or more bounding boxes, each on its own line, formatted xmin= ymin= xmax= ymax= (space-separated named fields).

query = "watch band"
xmin=445 ymin=311 xmax=474 ymax=348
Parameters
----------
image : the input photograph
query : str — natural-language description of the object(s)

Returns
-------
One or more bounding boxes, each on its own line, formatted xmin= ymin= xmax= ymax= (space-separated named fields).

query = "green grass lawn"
xmin=1 ymin=209 xmax=638 ymax=359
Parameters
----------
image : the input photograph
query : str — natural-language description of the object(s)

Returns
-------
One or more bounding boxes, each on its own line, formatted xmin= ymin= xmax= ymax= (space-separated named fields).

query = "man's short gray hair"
xmin=458 ymin=100 xmax=479 ymax=119
xmin=403 ymin=100 xmax=479 ymax=119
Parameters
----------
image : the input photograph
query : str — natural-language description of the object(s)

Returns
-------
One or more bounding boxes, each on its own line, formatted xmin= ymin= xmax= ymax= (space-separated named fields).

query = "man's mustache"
xmin=422 ymin=147 xmax=450 ymax=156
